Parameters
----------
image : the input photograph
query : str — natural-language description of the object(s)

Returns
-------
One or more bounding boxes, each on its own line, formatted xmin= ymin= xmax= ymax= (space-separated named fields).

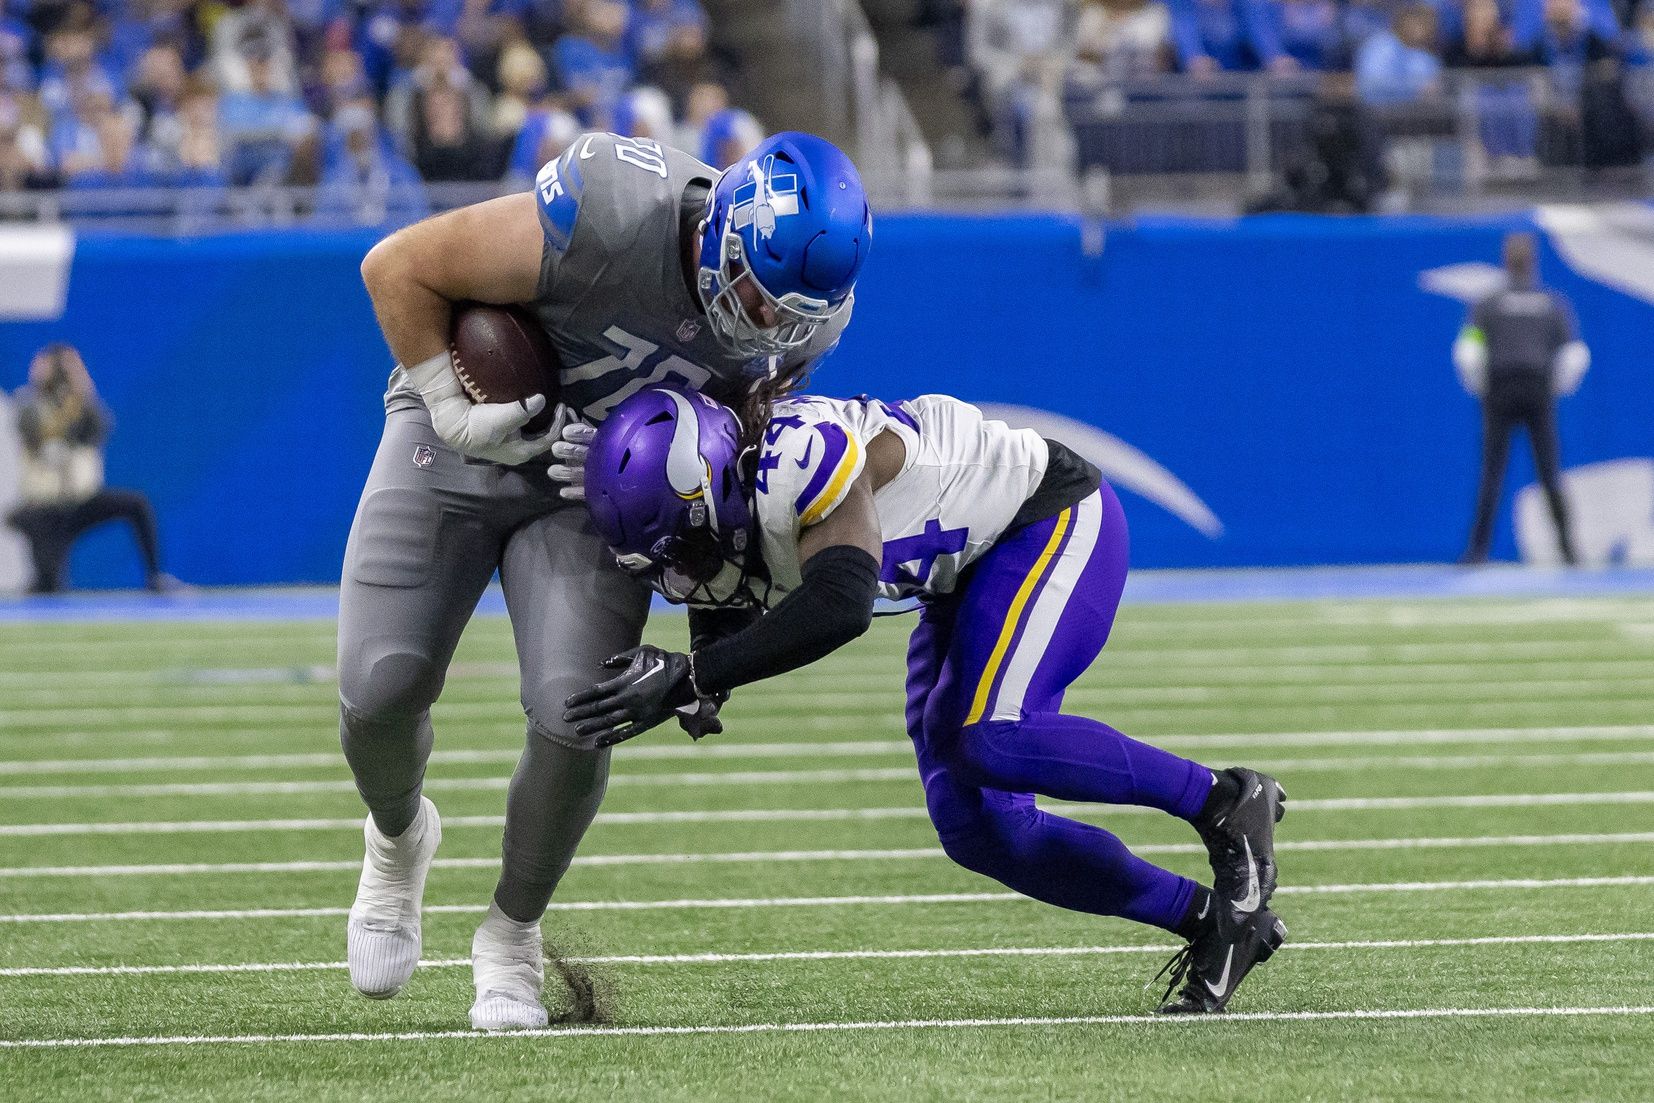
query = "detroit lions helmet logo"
xmin=731 ymin=155 xmax=799 ymax=240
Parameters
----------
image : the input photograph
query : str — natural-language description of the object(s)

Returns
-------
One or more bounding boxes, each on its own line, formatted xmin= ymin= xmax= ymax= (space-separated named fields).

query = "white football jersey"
xmin=752 ymin=394 xmax=1049 ymax=602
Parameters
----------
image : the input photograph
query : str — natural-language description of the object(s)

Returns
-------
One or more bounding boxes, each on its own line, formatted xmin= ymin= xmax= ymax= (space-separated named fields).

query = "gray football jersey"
xmin=384 ymin=132 xmax=851 ymax=422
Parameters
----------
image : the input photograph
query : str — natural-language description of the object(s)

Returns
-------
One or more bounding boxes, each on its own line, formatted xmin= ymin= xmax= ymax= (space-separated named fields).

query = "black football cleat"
xmin=1195 ymin=767 xmax=1286 ymax=917
xmin=1154 ymin=906 xmax=1287 ymax=1014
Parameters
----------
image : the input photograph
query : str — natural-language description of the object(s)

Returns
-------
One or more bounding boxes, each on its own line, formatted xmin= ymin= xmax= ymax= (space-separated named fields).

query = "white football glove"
xmin=547 ymin=420 xmax=597 ymax=501
xmin=404 ymin=351 xmax=565 ymax=466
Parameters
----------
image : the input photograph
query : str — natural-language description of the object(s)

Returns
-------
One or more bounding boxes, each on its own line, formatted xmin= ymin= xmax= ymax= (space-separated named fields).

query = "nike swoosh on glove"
xmin=563 ymin=645 xmax=697 ymax=747
xmin=546 ymin=420 xmax=596 ymax=501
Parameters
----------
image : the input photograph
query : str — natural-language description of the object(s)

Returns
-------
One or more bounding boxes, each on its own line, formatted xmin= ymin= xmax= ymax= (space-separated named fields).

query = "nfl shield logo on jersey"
xmin=677 ymin=318 xmax=701 ymax=343
xmin=412 ymin=444 xmax=436 ymax=469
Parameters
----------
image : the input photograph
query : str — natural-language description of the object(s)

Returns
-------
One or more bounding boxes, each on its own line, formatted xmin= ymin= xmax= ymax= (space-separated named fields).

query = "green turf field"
xmin=2 ymin=594 xmax=1653 ymax=1101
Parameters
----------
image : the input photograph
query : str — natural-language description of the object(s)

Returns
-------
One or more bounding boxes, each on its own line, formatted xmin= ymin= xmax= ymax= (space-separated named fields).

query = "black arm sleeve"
xmin=687 ymin=605 xmax=761 ymax=654
xmin=691 ymin=544 xmax=880 ymax=696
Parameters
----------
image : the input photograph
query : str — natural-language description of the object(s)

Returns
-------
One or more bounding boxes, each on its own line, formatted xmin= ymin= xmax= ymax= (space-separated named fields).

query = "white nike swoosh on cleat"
xmin=1233 ymin=837 xmax=1261 ymax=913
xmin=1204 ymin=946 xmax=1235 ymax=999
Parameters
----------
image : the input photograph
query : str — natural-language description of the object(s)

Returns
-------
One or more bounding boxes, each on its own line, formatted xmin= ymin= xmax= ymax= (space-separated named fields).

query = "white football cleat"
xmin=469 ymin=902 xmax=549 ymax=1031
xmin=346 ymin=796 xmax=441 ymax=999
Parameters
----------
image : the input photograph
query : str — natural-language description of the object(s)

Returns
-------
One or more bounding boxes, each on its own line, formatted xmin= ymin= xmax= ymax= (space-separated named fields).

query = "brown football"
xmin=448 ymin=302 xmax=561 ymax=434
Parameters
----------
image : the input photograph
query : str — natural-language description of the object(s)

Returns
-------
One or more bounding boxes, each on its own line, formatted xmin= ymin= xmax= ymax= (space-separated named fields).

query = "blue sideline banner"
xmin=0 ymin=209 xmax=1649 ymax=588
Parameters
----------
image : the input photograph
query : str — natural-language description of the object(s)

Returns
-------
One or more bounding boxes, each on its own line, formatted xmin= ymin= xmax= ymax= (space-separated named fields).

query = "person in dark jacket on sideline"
xmin=1453 ymin=233 xmax=1589 ymax=566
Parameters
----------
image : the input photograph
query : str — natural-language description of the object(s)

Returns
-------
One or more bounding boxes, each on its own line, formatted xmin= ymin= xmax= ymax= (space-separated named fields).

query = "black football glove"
xmin=675 ymin=695 xmax=725 ymax=741
xmin=564 ymin=645 xmax=704 ymax=748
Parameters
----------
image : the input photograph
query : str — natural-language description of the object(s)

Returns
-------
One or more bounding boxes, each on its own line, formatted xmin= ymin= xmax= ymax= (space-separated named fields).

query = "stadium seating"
xmin=935 ymin=0 xmax=1649 ymax=205
xmin=0 ymin=0 xmax=767 ymax=222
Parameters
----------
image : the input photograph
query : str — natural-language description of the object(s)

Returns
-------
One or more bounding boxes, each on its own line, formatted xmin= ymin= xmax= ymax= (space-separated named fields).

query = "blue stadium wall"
xmin=1 ymin=210 xmax=1648 ymax=588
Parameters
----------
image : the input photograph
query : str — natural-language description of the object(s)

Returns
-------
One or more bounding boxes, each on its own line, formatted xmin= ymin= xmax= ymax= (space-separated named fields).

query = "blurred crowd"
xmin=929 ymin=0 xmax=1652 ymax=174
xmin=954 ymin=0 xmax=1652 ymax=83
xmin=0 ymin=0 xmax=767 ymax=204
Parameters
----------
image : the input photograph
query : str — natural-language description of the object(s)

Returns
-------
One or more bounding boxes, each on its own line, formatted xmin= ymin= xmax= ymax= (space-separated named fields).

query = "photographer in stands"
xmin=6 ymin=342 xmax=180 ymax=594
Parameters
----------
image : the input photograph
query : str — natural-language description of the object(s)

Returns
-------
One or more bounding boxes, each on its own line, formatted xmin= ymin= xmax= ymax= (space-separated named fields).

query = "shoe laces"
xmin=1148 ymin=940 xmax=1197 ymax=1005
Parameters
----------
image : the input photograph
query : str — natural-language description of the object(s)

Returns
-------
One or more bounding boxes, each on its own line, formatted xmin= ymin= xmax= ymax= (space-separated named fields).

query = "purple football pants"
xmin=905 ymin=483 xmax=1212 ymax=933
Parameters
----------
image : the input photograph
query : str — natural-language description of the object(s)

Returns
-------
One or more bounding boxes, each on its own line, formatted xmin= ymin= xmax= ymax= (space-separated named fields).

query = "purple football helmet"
xmin=585 ymin=386 xmax=758 ymax=606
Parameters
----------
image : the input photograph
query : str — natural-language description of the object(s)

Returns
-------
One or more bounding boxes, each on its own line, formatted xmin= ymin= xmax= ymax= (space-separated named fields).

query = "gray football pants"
xmin=338 ymin=407 xmax=650 ymax=922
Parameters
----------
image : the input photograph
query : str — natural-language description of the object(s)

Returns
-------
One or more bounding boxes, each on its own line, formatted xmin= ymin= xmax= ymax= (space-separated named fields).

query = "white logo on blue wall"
xmin=977 ymin=404 xmax=1224 ymax=539
xmin=1515 ymin=458 xmax=1654 ymax=567
xmin=732 ymin=155 xmax=798 ymax=239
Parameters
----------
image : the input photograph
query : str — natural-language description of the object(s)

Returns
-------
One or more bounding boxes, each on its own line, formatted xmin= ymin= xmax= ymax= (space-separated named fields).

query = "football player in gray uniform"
xmin=341 ymin=130 xmax=871 ymax=1029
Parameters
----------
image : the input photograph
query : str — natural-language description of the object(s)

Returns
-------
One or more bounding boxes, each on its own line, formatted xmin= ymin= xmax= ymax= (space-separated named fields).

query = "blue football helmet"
xmin=697 ymin=132 xmax=872 ymax=360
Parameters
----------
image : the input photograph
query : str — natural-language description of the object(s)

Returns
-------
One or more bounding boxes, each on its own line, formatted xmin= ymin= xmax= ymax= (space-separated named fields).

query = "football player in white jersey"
xmin=562 ymin=386 xmax=1289 ymax=1014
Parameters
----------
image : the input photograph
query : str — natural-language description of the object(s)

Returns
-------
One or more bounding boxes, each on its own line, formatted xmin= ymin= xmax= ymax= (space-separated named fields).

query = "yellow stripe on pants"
xmin=963 ymin=507 xmax=1072 ymax=726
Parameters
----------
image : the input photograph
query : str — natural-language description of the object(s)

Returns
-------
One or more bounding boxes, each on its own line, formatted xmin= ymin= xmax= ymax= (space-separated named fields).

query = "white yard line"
xmin=11 ymin=725 xmax=1654 ymax=776
xmin=9 ymin=748 xmax=1654 ymax=800
xmin=8 ymin=789 xmax=1654 ymax=837
xmin=1315 ymin=600 xmax=1654 ymax=626
xmin=11 ymin=701 xmax=1654 ymax=748
xmin=10 ymin=719 xmax=1654 ymax=758
xmin=0 ymin=849 xmax=936 ymax=878
xmin=3 ymin=637 xmax=1651 ymax=688
xmin=0 ymin=815 xmax=503 ymax=837
xmin=1160 ymin=725 xmax=1654 ymax=749
xmin=4 ymin=932 xmax=1651 ymax=979
xmin=0 ymin=769 xmax=922 ymax=799
xmin=6 ymin=661 xmax=1654 ymax=708
xmin=2 ymin=1005 xmax=1653 ymax=1049
xmin=3 ymin=876 xmax=1650 ymax=924
xmin=4 ymin=833 xmax=1651 ymax=879
xmin=1059 ymin=679 xmax=1654 ymax=704
xmin=0 ymin=741 xmax=918 ymax=776
xmin=1237 ymin=751 xmax=1654 ymax=771
xmin=3 ymin=653 xmax=1654 ymax=689
xmin=5 ymin=674 xmax=1654 ymax=726
xmin=1105 ymin=639 xmax=1654 ymax=664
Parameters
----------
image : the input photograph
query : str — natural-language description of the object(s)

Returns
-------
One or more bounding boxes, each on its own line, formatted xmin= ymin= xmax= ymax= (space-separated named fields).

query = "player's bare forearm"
xmin=798 ymin=477 xmax=883 ymax=566
xmin=360 ymin=192 xmax=546 ymax=370
xmin=360 ymin=260 xmax=454 ymax=371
